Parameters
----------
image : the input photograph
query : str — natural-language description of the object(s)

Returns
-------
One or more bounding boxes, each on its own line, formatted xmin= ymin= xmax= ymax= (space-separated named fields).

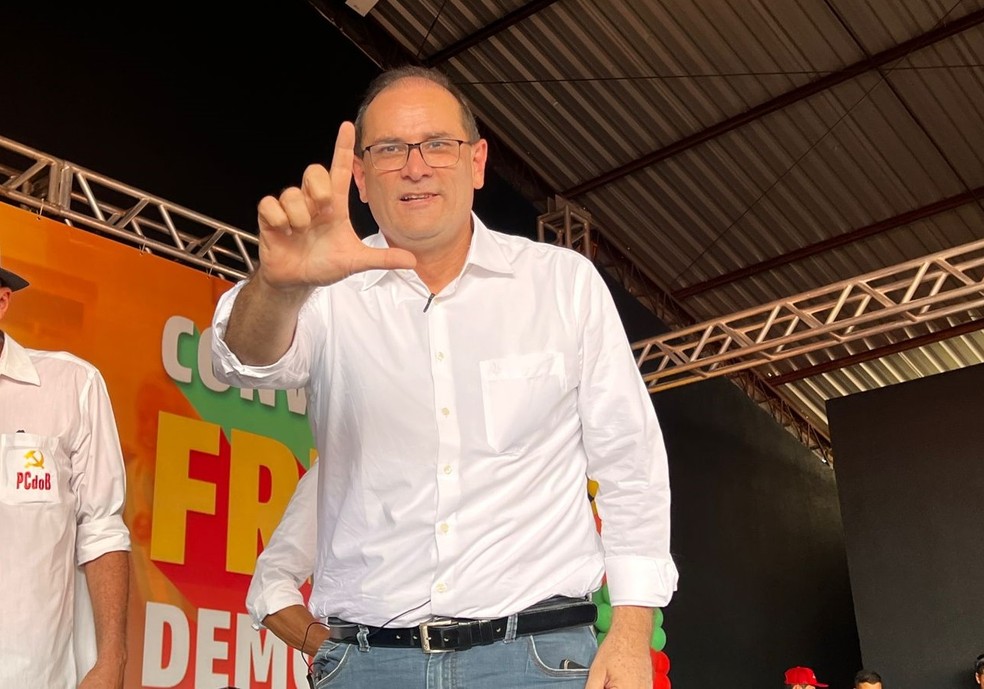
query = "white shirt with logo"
xmin=214 ymin=214 xmax=679 ymax=628
xmin=0 ymin=333 xmax=130 ymax=689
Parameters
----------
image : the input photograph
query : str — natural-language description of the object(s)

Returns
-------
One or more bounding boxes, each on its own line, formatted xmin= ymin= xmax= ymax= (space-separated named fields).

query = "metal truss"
xmin=634 ymin=238 xmax=984 ymax=395
xmin=537 ymin=202 xmax=833 ymax=463
xmin=0 ymin=134 xmax=257 ymax=280
xmin=536 ymin=197 xmax=594 ymax=260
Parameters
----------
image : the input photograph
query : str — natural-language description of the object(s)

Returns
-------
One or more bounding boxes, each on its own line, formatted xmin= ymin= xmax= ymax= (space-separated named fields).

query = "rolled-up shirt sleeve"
xmin=576 ymin=262 xmax=679 ymax=608
xmin=72 ymin=369 xmax=130 ymax=565
xmin=246 ymin=464 xmax=319 ymax=628
xmin=211 ymin=280 xmax=328 ymax=390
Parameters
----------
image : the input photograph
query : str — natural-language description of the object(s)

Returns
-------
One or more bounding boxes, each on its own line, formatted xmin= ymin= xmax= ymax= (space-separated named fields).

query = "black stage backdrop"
xmin=612 ymin=279 xmax=861 ymax=688
xmin=828 ymin=363 xmax=984 ymax=689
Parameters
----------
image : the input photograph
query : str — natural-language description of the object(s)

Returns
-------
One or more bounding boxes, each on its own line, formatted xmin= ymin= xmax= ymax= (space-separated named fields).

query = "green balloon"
xmin=653 ymin=607 xmax=663 ymax=628
xmin=595 ymin=602 xmax=613 ymax=633
xmin=650 ymin=625 xmax=666 ymax=651
xmin=600 ymin=582 xmax=610 ymax=604
xmin=596 ymin=631 xmax=606 ymax=645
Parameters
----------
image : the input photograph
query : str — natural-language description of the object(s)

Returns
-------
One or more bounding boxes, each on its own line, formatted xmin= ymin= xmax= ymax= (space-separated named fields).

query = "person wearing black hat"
xmin=0 ymin=258 xmax=29 ymax=292
xmin=783 ymin=666 xmax=828 ymax=689
xmin=0 ymin=260 xmax=131 ymax=689
xmin=974 ymin=653 xmax=984 ymax=688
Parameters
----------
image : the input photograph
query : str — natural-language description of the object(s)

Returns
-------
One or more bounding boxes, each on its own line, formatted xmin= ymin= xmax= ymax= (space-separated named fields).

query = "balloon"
xmin=591 ymin=589 xmax=604 ymax=609
xmin=650 ymin=625 xmax=666 ymax=651
xmin=652 ymin=672 xmax=671 ymax=689
xmin=596 ymin=631 xmax=606 ymax=645
xmin=653 ymin=607 xmax=663 ymax=628
xmin=595 ymin=601 xmax=612 ymax=633
xmin=650 ymin=649 xmax=670 ymax=673
xmin=599 ymin=582 xmax=609 ymax=604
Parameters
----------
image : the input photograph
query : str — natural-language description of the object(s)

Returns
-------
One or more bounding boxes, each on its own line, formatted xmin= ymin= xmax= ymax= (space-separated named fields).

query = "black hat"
xmin=0 ymin=255 xmax=28 ymax=291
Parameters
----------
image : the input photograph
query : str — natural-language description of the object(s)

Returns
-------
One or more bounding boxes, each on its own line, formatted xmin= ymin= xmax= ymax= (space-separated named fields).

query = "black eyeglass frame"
xmin=361 ymin=138 xmax=474 ymax=171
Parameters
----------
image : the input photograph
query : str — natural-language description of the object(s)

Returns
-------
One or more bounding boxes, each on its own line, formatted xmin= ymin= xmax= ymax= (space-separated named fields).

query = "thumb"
xmin=584 ymin=664 xmax=606 ymax=689
xmin=351 ymin=245 xmax=417 ymax=273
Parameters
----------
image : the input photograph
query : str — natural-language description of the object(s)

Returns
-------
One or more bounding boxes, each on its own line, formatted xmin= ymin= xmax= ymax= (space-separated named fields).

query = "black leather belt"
xmin=327 ymin=597 xmax=597 ymax=653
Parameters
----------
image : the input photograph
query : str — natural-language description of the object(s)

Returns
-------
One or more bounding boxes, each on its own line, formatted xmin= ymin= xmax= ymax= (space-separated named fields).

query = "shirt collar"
xmin=0 ymin=332 xmax=41 ymax=386
xmin=360 ymin=212 xmax=514 ymax=292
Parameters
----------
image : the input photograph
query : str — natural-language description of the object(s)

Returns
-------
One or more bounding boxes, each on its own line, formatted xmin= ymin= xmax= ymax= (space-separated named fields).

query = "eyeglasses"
xmin=362 ymin=138 xmax=471 ymax=171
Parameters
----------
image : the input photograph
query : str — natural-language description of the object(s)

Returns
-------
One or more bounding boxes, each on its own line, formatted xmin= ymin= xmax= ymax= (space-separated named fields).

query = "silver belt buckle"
xmin=418 ymin=618 xmax=455 ymax=654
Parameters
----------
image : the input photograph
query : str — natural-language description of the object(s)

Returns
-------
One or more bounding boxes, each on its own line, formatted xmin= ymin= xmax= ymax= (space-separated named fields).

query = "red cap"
xmin=784 ymin=666 xmax=828 ymax=687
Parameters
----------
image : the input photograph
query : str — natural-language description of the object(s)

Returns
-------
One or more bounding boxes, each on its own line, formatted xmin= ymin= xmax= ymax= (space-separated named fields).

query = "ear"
xmin=470 ymin=138 xmax=488 ymax=191
xmin=352 ymin=155 xmax=369 ymax=203
xmin=0 ymin=287 xmax=11 ymax=321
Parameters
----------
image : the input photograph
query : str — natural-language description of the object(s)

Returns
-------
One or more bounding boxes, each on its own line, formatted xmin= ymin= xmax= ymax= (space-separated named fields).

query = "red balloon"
xmin=650 ymin=649 xmax=670 ymax=673
xmin=652 ymin=672 xmax=671 ymax=689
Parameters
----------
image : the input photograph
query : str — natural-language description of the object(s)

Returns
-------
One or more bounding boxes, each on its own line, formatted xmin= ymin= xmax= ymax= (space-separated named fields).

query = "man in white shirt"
xmin=212 ymin=65 xmax=677 ymax=689
xmin=0 ymin=261 xmax=130 ymax=689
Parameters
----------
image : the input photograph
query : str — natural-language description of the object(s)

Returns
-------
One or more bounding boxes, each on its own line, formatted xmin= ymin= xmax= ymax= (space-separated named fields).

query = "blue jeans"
xmin=309 ymin=625 xmax=597 ymax=688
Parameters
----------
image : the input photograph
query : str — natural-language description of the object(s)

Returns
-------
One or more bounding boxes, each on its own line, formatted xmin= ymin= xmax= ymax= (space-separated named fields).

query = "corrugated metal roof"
xmin=357 ymin=0 xmax=984 ymax=449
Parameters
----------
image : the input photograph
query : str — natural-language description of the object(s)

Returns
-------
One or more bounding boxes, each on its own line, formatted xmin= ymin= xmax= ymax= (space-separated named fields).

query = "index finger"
xmin=329 ymin=121 xmax=356 ymax=203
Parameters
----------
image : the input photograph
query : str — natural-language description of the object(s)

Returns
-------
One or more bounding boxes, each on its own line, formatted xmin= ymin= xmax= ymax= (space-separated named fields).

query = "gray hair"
xmin=353 ymin=66 xmax=481 ymax=151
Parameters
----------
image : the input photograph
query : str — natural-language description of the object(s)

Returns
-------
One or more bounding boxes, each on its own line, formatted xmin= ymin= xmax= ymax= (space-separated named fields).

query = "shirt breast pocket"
xmin=480 ymin=351 xmax=567 ymax=454
xmin=0 ymin=433 xmax=62 ymax=505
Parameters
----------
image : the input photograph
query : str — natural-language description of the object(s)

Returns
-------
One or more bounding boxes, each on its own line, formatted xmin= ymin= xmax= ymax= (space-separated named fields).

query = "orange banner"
xmin=1 ymin=204 xmax=314 ymax=688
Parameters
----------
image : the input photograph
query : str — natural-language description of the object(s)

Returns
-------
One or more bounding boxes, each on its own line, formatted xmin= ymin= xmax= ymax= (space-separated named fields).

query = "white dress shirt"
xmin=0 ymin=333 xmax=130 ymax=689
xmin=246 ymin=462 xmax=318 ymax=625
xmin=213 ymin=214 xmax=678 ymax=627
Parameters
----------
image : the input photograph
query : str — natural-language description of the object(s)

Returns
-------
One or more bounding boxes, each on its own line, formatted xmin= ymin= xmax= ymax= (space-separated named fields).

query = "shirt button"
xmin=435 ymin=582 xmax=448 ymax=593
xmin=441 ymin=407 xmax=450 ymax=417
xmin=439 ymin=523 xmax=449 ymax=534
xmin=436 ymin=352 xmax=445 ymax=361
xmin=443 ymin=465 xmax=453 ymax=475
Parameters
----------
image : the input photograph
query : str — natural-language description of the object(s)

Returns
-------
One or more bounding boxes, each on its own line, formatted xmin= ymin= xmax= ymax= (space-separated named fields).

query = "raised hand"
xmin=255 ymin=121 xmax=416 ymax=290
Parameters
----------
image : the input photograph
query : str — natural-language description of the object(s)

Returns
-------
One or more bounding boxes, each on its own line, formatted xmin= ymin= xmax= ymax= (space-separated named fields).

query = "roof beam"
xmin=632 ymin=235 xmax=984 ymax=392
xmin=562 ymin=7 xmax=984 ymax=198
xmin=674 ymin=185 xmax=984 ymax=299
xmin=768 ymin=318 xmax=984 ymax=385
xmin=424 ymin=0 xmax=561 ymax=65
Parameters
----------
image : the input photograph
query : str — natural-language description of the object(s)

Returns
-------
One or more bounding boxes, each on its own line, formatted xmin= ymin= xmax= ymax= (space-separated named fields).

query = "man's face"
xmin=857 ymin=682 xmax=882 ymax=689
xmin=352 ymin=78 xmax=488 ymax=254
xmin=976 ymin=671 xmax=983 ymax=688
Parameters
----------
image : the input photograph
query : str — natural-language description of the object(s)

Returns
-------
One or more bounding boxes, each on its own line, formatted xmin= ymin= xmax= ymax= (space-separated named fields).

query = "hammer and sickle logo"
xmin=23 ymin=449 xmax=45 ymax=469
